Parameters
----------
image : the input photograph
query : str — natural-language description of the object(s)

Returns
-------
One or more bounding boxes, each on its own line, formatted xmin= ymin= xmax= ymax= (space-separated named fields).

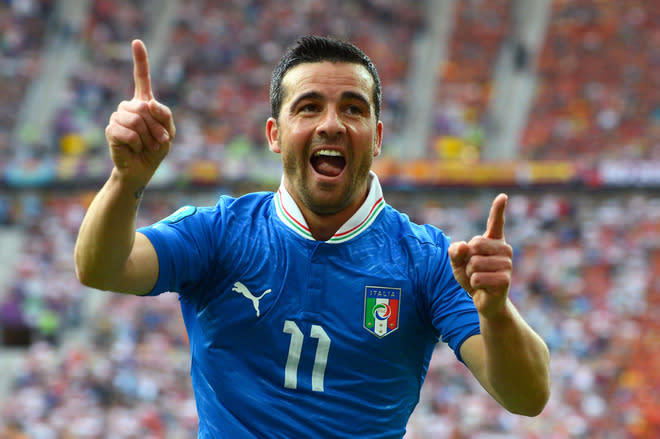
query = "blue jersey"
xmin=138 ymin=173 xmax=480 ymax=439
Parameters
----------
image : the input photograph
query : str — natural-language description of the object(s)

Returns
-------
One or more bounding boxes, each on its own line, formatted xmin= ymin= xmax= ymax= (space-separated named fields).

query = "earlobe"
xmin=266 ymin=118 xmax=281 ymax=153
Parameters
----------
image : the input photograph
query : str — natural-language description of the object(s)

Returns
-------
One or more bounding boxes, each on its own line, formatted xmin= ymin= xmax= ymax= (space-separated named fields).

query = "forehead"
xmin=281 ymin=61 xmax=374 ymax=104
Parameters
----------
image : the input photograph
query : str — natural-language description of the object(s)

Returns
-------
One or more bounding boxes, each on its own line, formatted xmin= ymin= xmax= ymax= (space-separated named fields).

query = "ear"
xmin=373 ymin=120 xmax=383 ymax=157
xmin=266 ymin=117 xmax=281 ymax=153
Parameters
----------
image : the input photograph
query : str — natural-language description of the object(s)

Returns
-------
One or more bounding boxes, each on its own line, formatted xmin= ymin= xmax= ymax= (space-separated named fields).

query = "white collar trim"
xmin=274 ymin=171 xmax=386 ymax=243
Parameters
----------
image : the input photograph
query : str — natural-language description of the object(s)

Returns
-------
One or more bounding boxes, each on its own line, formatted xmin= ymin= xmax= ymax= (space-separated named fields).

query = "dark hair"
xmin=270 ymin=35 xmax=382 ymax=121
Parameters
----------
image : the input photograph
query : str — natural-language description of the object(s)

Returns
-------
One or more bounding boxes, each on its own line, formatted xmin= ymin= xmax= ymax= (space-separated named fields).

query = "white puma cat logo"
xmin=232 ymin=282 xmax=272 ymax=317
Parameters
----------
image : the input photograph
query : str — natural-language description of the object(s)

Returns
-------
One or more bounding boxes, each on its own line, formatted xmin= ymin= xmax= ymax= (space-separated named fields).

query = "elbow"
xmin=75 ymin=261 xmax=102 ymax=290
xmin=74 ymin=249 xmax=109 ymax=291
xmin=514 ymin=345 xmax=551 ymax=417
xmin=532 ymin=385 xmax=552 ymax=417
xmin=74 ymin=247 xmax=91 ymax=287
xmin=75 ymin=264 xmax=94 ymax=288
xmin=76 ymin=265 xmax=114 ymax=292
xmin=511 ymin=401 xmax=547 ymax=418
xmin=508 ymin=384 xmax=551 ymax=417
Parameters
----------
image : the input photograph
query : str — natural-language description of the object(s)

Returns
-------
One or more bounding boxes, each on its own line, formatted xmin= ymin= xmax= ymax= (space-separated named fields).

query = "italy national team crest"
xmin=363 ymin=286 xmax=401 ymax=338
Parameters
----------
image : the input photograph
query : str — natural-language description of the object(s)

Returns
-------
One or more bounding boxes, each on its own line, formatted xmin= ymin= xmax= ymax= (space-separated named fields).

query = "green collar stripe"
xmin=275 ymin=191 xmax=313 ymax=239
xmin=327 ymin=199 xmax=385 ymax=243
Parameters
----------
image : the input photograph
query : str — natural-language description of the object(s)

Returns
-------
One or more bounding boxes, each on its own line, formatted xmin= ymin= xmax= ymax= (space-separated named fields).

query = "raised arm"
xmin=449 ymin=194 xmax=551 ymax=416
xmin=74 ymin=39 xmax=176 ymax=295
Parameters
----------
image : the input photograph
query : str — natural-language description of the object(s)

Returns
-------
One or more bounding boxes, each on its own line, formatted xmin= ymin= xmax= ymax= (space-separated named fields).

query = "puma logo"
xmin=232 ymin=282 xmax=272 ymax=317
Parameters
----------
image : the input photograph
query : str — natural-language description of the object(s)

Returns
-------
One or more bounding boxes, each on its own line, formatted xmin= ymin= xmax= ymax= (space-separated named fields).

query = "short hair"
xmin=270 ymin=35 xmax=382 ymax=121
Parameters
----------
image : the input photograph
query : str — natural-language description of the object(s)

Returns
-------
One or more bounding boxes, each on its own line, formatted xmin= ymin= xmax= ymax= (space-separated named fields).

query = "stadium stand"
xmin=521 ymin=0 xmax=660 ymax=164
xmin=0 ymin=0 xmax=55 ymax=159
xmin=1 ymin=0 xmax=659 ymax=437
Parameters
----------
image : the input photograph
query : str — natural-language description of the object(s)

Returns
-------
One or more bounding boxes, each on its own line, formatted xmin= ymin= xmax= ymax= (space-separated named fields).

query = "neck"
xmin=303 ymin=194 xmax=367 ymax=241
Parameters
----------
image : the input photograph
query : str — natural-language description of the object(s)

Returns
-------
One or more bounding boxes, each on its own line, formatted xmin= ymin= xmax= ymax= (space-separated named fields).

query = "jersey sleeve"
xmin=421 ymin=226 xmax=481 ymax=363
xmin=137 ymin=204 xmax=220 ymax=299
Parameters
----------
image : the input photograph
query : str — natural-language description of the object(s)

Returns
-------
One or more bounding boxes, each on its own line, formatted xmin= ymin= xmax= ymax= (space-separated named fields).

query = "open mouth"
xmin=311 ymin=149 xmax=346 ymax=177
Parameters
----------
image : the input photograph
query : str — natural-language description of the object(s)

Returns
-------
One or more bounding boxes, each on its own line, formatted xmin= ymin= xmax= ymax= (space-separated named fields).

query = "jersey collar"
xmin=274 ymin=171 xmax=386 ymax=244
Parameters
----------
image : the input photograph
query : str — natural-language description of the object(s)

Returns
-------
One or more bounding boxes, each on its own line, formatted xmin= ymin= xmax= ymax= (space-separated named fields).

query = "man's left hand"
xmin=448 ymin=193 xmax=513 ymax=319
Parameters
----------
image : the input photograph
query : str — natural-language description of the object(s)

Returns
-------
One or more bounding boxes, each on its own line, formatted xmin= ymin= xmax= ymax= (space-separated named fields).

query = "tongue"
xmin=312 ymin=156 xmax=345 ymax=177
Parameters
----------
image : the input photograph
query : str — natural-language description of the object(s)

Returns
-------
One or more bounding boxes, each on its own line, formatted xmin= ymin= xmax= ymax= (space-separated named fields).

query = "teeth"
xmin=313 ymin=149 xmax=344 ymax=157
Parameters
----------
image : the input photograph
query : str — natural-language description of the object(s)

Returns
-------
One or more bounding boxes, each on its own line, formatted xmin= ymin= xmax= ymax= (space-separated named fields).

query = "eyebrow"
xmin=289 ymin=91 xmax=323 ymax=113
xmin=288 ymin=90 xmax=372 ymax=113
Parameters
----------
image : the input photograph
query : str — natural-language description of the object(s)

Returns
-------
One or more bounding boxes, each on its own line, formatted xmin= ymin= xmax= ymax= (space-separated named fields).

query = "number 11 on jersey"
xmin=283 ymin=320 xmax=331 ymax=392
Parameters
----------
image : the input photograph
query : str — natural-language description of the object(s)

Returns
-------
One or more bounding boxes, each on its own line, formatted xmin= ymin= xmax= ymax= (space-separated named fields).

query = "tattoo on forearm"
xmin=134 ymin=186 xmax=145 ymax=199
xmin=134 ymin=186 xmax=145 ymax=210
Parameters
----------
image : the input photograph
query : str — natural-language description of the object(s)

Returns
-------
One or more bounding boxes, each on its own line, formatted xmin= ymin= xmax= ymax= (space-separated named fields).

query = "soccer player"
xmin=75 ymin=36 xmax=550 ymax=438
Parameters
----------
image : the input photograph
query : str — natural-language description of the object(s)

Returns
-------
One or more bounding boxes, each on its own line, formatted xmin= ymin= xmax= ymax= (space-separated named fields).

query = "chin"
xmin=305 ymin=197 xmax=348 ymax=216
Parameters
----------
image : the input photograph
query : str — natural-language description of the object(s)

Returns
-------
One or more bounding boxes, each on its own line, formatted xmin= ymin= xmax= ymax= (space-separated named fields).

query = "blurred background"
xmin=0 ymin=0 xmax=658 ymax=437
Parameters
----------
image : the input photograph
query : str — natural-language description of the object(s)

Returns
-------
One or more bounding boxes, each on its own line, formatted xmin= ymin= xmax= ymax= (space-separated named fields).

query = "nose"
xmin=316 ymin=106 xmax=346 ymax=139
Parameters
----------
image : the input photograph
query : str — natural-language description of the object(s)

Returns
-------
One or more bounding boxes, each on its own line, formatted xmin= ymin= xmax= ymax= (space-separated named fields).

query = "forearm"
xmin=74 ymin=169 xmax=145 ymax=290
xmin=480 ymin=299 xmax=550 ymax=416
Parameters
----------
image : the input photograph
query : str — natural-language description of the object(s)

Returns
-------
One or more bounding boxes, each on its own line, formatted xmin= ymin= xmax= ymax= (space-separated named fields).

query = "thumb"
xmin=448 ymin=241 xmax=469 ymax=269
xmin=448 ymin=241 xmax=471 ymax=292
xmin=148 ymin=99 xmax=176 ymax=140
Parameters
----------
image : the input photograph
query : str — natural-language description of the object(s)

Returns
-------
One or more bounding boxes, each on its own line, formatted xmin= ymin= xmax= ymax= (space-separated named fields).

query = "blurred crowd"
xmin=429 ymin=0 xmax=660 ymax=164
xmin=1 ymin=0 xmax=659 ymax=437
xmin=521 ymin=0 xmax=660 ymax=165
xmin=0 ymin=0 xmax=54 ymax=159
xmin=430 ymin=0 xmax=511 ymax=161
xmin=2 ymin=0 xmax=656 ymax=186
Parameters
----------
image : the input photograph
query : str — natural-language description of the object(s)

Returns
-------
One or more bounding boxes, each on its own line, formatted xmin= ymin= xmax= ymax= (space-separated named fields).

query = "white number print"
xmin=283 ymin=320 xmax=331 ymax=392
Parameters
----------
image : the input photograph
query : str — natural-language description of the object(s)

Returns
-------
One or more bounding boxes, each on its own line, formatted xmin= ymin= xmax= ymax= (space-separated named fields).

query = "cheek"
xmin=281 ymin=120 xmax=311 ymax=145
xmin=351 ymin=125 xmax=380 ymax=153
xmin=279 ymin=133 xmax=307 ymax=171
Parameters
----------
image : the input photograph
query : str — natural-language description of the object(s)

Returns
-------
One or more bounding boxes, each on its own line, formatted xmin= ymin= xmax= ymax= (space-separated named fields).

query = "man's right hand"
xmin=105 ymin=39 xmax=175 ymax=187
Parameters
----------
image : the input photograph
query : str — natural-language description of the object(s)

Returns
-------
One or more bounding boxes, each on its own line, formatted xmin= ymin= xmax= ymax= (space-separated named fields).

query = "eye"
xmin=345 ymin=103 xmax=368 ymax=116
xmin=299 ymin=103 xmax=321 ymax=113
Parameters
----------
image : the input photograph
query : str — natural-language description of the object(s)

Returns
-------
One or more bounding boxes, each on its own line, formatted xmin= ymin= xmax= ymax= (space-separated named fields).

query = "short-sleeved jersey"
xmin=138 ymin=172 xmax=480 ymax=439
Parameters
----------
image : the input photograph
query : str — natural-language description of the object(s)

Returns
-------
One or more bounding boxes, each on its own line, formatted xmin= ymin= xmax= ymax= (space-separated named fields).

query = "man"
xmin=75 ymin=36 xmax=550 ymax=438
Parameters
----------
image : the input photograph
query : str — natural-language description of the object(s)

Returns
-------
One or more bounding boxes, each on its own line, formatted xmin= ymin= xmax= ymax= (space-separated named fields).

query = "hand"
xmin=448 ymin=194 xmax=513 ymax=319
xmin=105 ymin=39 xmax=175 ymax=186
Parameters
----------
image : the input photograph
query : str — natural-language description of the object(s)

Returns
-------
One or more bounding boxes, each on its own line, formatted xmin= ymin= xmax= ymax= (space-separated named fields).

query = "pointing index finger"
xmin=484 ymin=193 xmax=508 ymax=239
xmin=132 ymin=39 xmax=153 ymax=101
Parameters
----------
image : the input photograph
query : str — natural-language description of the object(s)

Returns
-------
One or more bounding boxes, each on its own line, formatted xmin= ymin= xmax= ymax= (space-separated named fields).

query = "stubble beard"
xmin=282 ymin=143 xmax=374 ymax=217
